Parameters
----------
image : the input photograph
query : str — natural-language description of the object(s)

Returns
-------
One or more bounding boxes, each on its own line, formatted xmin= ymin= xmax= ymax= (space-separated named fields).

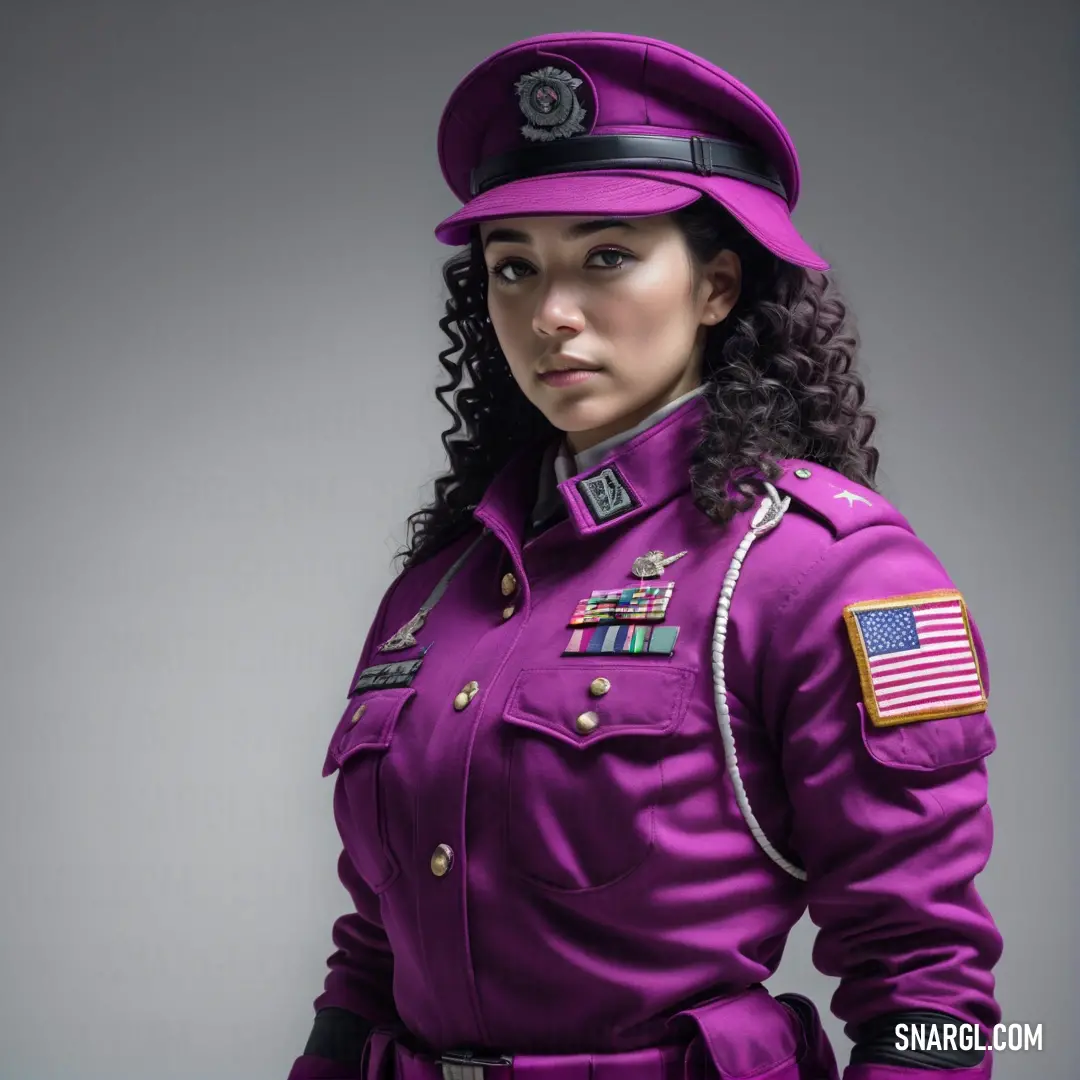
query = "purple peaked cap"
xmin=434 ymin=31 xmax=829 ymax=270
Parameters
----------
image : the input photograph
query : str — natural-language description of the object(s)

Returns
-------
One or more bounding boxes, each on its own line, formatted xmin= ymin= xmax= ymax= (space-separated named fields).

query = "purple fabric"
xmin=433 ymin=32 xmax=829 ymax=270
xmin=383 ymin=988 xmax=837 ymax=1079
xmin=673 ymin=986 xmax=825 ymax=1078
xmin=304 ymin=396 xmax=1001 ymax=1074
xmin=844 ymin=1066 xmax=991 ymax=1080
xmin=286 ymin=1053 xmax=362 ymax=1080
xmin=392 ymin=1044 xmax=685 ymax=1080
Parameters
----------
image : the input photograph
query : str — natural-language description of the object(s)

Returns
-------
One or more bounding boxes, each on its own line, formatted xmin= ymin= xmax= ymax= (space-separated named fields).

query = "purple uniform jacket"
xmin=289 ymin=397 xmax=1001 ymax=1080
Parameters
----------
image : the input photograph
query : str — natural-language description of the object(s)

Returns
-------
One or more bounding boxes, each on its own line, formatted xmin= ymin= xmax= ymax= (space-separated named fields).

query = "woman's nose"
xmin=532 ymin=283 xmax=586 ymax=337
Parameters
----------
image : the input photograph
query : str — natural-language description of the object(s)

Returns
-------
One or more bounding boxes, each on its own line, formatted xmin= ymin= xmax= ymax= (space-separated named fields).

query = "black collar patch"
xmin=576 ymin=464 xmax=640 ymax=525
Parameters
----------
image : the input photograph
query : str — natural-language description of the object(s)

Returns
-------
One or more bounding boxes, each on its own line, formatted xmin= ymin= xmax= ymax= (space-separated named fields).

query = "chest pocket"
xmin=322 ymin=687 xmax=414 ymax=894
xmin=501 ymin=664 xmax=695 ymax=893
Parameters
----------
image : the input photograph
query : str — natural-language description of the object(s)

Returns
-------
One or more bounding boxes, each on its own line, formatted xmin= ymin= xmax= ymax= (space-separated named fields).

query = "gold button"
xmin=589 ymin=677 xmax=611 ymax=698
xmin=430 ymin=843 xmax=454 ymax=877
xmin=350 ymin=704 xmax=367 ymax=724
xmin=453 ymin=682 xmax=480 ymax=711
xmin=500 ymin=572 xmax=518 ymax=597
xmin=575 ymin=711 xmax=599 ymax=734
xmin=502 ymin=606 xmax=516 ymax=620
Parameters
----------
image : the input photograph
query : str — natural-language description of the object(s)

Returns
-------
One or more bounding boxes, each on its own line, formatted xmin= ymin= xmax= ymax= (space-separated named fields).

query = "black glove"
xmin=302 ymin=1007 xmax=373 ymax=1066
xmin=851 ymin=1010 xmax=986 ymax=1069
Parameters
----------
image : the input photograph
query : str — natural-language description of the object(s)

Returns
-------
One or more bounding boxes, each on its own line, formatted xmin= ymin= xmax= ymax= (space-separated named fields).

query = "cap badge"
xmin=514 ymin=66 xmax=587 ymax=142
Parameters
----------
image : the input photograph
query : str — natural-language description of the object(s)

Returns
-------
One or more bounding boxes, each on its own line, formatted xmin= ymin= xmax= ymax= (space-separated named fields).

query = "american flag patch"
xmin=842 ymin=589 xmax=987 ymax=728
xmin=568 ymin=582 xmax=674 ymax=627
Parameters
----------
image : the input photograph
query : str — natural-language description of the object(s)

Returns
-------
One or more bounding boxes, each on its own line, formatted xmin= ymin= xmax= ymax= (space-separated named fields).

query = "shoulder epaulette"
xmin=770 ymin=458 xmax=913 ymax=540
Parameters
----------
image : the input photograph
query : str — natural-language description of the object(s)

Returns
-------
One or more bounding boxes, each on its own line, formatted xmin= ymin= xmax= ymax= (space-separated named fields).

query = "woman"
xmin=288 ymin=31 xmax=1001 ymax=1080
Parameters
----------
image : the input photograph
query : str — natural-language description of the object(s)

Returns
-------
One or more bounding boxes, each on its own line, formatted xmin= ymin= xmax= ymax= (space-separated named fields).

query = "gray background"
xmin=0 ymin=1 xmax=1075 ymax=1078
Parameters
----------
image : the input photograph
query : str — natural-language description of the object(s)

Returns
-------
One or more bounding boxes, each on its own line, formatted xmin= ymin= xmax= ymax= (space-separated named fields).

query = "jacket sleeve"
xmin=287 ymin=575 xmax=406 ymax=1080
xmin=761 ymin=524 xmax=1003 ymax=1079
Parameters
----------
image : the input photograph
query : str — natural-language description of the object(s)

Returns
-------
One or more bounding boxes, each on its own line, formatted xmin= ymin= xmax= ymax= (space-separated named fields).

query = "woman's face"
xmin=479 ymin=213 xmax=741 ymax=452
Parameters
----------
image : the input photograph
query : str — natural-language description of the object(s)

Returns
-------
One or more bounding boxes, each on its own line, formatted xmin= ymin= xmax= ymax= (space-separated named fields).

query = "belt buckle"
xmin=439 ymin=1049 xmax=512 ymax=1080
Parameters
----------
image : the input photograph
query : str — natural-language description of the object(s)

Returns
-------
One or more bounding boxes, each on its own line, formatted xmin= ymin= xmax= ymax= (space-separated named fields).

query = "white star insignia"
xmin=834 ymin=489 xmax=872 ymax=507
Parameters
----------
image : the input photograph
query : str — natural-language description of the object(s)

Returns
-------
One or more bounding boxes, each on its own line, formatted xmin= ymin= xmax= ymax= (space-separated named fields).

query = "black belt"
xmin=469 ymin=134 xmax=787 ymax=199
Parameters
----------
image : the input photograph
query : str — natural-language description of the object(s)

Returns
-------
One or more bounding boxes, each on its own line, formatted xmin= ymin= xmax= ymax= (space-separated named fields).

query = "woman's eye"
xmin=489 ymin=259 xmax=532 ymax=283
xmin=587 ymin=249 xmax=631 ymax=269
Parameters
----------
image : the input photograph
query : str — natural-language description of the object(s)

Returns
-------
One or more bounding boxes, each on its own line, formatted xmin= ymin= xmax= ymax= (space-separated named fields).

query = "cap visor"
xmin=433 ymin=170 xmax=828 ymax=270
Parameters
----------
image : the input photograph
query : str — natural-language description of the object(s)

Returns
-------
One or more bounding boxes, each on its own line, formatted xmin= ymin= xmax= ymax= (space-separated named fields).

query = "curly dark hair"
xmin=398 ymin=196 xmax=880 ymax=569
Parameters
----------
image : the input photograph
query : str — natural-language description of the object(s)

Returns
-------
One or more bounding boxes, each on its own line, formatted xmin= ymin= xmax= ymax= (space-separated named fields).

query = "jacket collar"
xmin=562 ymin=384 xmax=707 ymax=482
xmin=474 ymin=392 xmax=709 ymax=544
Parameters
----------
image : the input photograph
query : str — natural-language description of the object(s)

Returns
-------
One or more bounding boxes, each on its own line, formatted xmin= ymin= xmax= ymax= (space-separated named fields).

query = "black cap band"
xmin=470 ymin=133 xmax=787 ymax=200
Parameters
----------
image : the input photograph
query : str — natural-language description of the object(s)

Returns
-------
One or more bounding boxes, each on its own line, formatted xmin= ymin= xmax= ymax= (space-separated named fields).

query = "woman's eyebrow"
xmin=565 ymin=218 xmax=638 ymax=238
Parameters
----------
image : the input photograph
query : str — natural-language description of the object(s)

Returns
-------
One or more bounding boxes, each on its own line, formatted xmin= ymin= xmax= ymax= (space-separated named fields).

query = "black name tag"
xmin=351 ymin=657 xmax=424 ymax=694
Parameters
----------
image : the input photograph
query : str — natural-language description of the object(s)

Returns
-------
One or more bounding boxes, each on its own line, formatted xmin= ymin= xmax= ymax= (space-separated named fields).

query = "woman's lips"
xmin=537 ymin=369 xmax=599 ymax=387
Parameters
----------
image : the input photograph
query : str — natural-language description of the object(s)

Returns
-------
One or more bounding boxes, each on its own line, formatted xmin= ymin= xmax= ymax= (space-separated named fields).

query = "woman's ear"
xmin=699 ymin=249 xmax=742 ymax=325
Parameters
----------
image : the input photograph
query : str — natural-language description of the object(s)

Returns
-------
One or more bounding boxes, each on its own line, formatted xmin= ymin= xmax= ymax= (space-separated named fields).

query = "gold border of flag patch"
xmin=842 ymin=588 xmax=988 ymax=728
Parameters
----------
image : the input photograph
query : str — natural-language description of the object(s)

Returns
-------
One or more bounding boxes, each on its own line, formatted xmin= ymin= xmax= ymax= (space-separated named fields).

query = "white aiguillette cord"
xmin=378 ymin=531 xmax=488 ymax=653
xmin=710 ymin=480 xmax=808 ymax=881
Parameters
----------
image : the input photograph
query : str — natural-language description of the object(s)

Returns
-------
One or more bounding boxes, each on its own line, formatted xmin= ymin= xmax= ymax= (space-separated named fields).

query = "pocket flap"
xmin=858 ymin=701 xmax=996 ymax=771
xmin=502 ymin=664 xmax=695 ymax=748
xmin=322 ymin=687 xmax=415 ymax=777
xmin=671 ymin=986 xmax=802 ymax=1080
